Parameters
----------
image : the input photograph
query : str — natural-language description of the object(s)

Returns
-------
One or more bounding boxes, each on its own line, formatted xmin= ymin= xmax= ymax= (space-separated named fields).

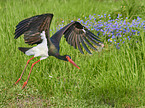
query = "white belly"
xmin=25 ymin=31 xmax=49 ymax=60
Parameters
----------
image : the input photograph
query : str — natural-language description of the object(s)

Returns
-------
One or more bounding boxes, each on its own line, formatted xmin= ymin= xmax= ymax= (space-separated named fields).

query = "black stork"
xmin=14 ymin=13 xmax=103 ymax=89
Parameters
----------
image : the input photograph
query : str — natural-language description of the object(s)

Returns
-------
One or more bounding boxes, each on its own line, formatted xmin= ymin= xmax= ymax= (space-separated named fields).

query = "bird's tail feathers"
xmin=18 ymin=47 xmax=32 ymax=54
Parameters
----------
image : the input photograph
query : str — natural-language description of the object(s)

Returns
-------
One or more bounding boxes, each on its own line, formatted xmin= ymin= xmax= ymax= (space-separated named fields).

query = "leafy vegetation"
xmin=0 ymin=0 xmax=145 ymax=107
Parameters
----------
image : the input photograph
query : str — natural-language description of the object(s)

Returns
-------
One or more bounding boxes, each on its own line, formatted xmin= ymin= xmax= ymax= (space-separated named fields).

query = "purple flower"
xmin=56 ymin=13 xmax=144 ymax=49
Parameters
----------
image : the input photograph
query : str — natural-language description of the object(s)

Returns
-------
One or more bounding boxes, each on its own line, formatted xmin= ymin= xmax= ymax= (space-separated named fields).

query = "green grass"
xmin=0 ymin=0 xmax=145 ymax=107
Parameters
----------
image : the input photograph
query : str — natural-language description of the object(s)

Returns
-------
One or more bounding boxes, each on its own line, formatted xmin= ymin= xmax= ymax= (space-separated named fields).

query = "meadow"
xmin=0 ymin=0 xmax=145 ymax=107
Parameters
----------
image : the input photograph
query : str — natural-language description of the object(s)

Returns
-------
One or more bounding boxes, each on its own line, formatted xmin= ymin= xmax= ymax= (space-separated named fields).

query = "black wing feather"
xmin=86 ymin=30 xmax=101 ymax=43
xmin=50 ymin=21 xmax=103 ymax=54
xmin=67 ymin=29 xmax=74 ymax=45
xmin=77 ymin=35 xmax=84 ymax=54
xmin=71 ymin=33 xmax=77 ymax=49
xmin=14 ymin=13 xmax=53 ymax=45
xmin=79 ymin=36 xmax=92 ymax=54
xmin=81 ymin=35 xmax=97 ymax=51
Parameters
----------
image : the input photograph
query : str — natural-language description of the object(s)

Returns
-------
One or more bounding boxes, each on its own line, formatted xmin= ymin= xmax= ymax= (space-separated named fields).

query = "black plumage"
xmin=14 ymin=13 xmax=103 ymax=89
xmin=15 ymin=14 xmax=102 ymax=55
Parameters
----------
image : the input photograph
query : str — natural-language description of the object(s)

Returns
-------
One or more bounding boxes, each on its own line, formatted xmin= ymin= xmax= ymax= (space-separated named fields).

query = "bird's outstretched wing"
xmin=50 ymin=21 xmax=102 ymax=54
xmin=14 ymin=13 xmax=53 ymax=45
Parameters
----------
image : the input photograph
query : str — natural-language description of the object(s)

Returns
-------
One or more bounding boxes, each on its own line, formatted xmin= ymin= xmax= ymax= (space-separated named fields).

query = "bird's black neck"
xmin=54 ymin=54 xmax=67 ymax=61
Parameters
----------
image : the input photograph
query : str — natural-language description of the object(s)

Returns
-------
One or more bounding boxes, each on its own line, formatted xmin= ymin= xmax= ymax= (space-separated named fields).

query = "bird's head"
xmin=61 ymin=55 xmax=80 ymax=69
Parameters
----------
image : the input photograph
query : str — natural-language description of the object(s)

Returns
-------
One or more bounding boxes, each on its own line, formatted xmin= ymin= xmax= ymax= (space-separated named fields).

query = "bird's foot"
xmin=15 ymin=78 xmax=21 ymax=85
xmin=22 ymin=81 xmax=28 ymax=89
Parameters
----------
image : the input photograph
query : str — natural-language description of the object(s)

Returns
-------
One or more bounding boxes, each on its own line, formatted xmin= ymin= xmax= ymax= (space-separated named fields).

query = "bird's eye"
xmin=66 ymin=56 xmax=71 ymax=60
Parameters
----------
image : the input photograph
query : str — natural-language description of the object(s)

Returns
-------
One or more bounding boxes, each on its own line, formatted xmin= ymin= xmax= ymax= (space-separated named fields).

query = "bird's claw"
xmin=22 ymin=81 xmax=28 ymax=89
xmin=15 ymin=78 xmax=21 ymax=85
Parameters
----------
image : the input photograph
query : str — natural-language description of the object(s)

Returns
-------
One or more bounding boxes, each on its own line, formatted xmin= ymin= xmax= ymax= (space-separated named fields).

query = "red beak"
xmin=66 ymin=56 xmax=80 ymax=69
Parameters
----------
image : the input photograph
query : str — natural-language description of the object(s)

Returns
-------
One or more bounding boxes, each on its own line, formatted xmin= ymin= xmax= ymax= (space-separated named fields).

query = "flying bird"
xmin=14 ymin=13 xmax=102 ymax=89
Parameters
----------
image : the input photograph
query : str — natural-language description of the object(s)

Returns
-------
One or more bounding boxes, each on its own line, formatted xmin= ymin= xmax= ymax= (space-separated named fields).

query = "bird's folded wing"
xmin=14 ymin=13 xmax=53 ymax=45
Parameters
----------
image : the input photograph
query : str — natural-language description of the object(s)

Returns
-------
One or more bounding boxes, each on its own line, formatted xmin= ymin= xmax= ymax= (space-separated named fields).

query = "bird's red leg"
xmin=15 ymin=57 xmax=34 ymax=85
xmin=22 ymin=59 xmax=40 ymax=89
